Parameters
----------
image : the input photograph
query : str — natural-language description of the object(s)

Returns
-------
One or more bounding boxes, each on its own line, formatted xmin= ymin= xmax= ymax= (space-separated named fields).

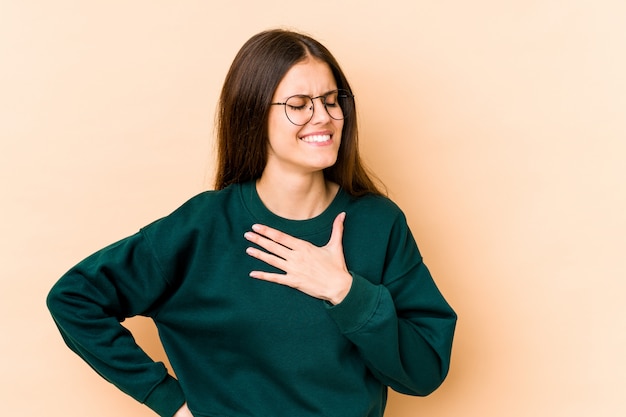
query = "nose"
xmin=309 ymin=97 xmax=332 ymax=124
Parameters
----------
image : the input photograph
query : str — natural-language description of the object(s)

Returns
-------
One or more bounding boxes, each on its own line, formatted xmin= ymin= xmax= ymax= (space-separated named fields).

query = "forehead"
xmin=274 ymin=58 xmax=337 ymax=97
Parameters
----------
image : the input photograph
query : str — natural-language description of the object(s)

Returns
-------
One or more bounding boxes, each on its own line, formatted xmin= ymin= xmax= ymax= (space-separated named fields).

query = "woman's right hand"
xmin=173 ymin=403 xmax=193 ymax=417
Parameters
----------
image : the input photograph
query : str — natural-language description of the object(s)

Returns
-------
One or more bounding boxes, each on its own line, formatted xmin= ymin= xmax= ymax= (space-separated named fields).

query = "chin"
xmin=311 ymin=158 xmax=338 ymax=172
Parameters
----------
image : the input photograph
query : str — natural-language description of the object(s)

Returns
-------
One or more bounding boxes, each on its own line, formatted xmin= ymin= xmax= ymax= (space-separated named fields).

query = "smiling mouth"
xmin=300 ymin=134 xmax=331 ymax=143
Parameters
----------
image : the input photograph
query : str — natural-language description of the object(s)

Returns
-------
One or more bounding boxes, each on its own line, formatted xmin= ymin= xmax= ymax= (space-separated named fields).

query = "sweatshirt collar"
xmin=239 ymin=180 xmax=350 ymax=238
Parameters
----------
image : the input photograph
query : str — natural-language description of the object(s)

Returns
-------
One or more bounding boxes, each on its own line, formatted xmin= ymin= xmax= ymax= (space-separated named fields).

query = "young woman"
xmin=47 ymin=29 xmax=457 ymax=417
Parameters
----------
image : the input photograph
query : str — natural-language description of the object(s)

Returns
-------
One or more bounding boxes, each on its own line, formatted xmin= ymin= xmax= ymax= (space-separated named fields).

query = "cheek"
xmin=266 ymin=110 xmax=281 ymax=139
xmin=267 ymin=120 xmax=301 ymax=154
xmin=334 ymin=120 xmax=345 ymax=143
xmin=268 ymin=109 xmax=296 ymax=136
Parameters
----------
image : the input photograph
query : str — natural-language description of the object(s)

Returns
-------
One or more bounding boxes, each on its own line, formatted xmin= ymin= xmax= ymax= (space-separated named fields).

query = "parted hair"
xmin=214 ymin=29 xmax=383 ymax=196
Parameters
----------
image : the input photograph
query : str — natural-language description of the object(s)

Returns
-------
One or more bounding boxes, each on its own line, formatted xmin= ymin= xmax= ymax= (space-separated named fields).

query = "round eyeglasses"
xmin=270 ymin=89 xmax=354 ymax=126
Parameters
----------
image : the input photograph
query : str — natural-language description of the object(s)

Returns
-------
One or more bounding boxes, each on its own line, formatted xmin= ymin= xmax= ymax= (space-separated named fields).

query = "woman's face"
xmin=265 ymin=57 xmax=343 ymax=178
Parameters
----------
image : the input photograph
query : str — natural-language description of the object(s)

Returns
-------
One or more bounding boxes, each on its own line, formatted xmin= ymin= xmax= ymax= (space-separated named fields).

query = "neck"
xmin=256 ymin=171 xmax=339 ymax=220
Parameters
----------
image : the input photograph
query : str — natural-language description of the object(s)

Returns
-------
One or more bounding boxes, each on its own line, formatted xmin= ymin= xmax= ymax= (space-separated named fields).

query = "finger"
xmin=327 ymin=212 xmax=346 ymax=248
xmin=251 ymin=224 xmax=300 ymax=249
xmin=245 ymin=246 xmax=287 ymax=271
xmin=244 ymin=231 xmax=291 ymax=260
xmin=248 ymin=270 xmax=289 ymax=285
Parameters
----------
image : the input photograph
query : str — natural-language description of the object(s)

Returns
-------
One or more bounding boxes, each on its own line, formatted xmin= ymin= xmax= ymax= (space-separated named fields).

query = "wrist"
xmin=328 ymin=271 xmax=353 ymax=305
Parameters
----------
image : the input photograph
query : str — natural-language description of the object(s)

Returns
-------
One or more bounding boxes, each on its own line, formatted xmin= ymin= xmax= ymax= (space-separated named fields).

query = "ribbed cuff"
xmin=143 ymin=375 xmax=186 ymax=417
xmin=325 ymin=272 xmax=382 ymax=334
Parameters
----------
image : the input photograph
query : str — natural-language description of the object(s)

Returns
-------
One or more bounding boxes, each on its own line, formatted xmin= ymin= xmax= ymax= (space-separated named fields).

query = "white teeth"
xmin=300 ymin=134 xmax=331 ymax=143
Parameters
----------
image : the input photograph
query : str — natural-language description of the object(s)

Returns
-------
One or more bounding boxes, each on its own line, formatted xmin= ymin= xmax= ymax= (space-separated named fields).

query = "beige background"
xmin=2 ymin=1 xmax=625 ymax=416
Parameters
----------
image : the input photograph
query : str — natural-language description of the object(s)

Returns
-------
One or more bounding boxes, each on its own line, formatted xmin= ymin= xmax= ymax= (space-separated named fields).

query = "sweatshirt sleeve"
xmin=325 ymin=212 xmax=457 ymax=396
xmin=46 ymin=231 xmax=186 ymax=417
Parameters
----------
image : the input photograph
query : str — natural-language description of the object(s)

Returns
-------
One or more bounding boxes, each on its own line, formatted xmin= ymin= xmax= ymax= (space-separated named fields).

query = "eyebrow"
xmin=281 ymin=89 xmax=339 ymax=100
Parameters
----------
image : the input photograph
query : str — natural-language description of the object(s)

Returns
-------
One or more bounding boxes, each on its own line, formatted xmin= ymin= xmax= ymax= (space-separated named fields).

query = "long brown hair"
xmin=214 ymin=29 xmax=384 ymax=197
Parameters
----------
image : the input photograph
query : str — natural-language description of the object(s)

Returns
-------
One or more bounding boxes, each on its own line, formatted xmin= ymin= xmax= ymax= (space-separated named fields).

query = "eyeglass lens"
xmin=284 ymin=90 xmax=352 ymax=125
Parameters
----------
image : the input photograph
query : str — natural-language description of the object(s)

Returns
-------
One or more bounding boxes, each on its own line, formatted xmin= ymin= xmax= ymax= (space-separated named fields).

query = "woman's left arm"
xmin=327 ymin=260 xmax=456 ymax=395
xmin=327 ymin=211 xmax=456 ymax=395
xmin=244 ymin=212 xmax=457 ymax=395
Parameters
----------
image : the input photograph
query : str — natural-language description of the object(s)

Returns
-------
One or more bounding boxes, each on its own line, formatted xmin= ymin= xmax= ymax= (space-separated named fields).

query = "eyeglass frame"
xmin=270 ymin=89 xmax=354 ymax=126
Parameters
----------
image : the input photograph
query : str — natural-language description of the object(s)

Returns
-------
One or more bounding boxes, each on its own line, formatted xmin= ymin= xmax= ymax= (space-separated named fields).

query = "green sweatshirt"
xmin=47 ymin=181 xmax=456 ymax=417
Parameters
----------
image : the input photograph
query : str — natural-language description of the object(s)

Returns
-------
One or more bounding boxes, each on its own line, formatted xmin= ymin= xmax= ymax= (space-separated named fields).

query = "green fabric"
xmin=47 ymin=181 xmax=456 ymax=417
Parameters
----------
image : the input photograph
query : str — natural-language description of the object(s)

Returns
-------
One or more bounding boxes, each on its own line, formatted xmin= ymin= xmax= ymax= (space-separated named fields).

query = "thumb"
xmin=327 ymin=212 xmax=346 ymax=248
